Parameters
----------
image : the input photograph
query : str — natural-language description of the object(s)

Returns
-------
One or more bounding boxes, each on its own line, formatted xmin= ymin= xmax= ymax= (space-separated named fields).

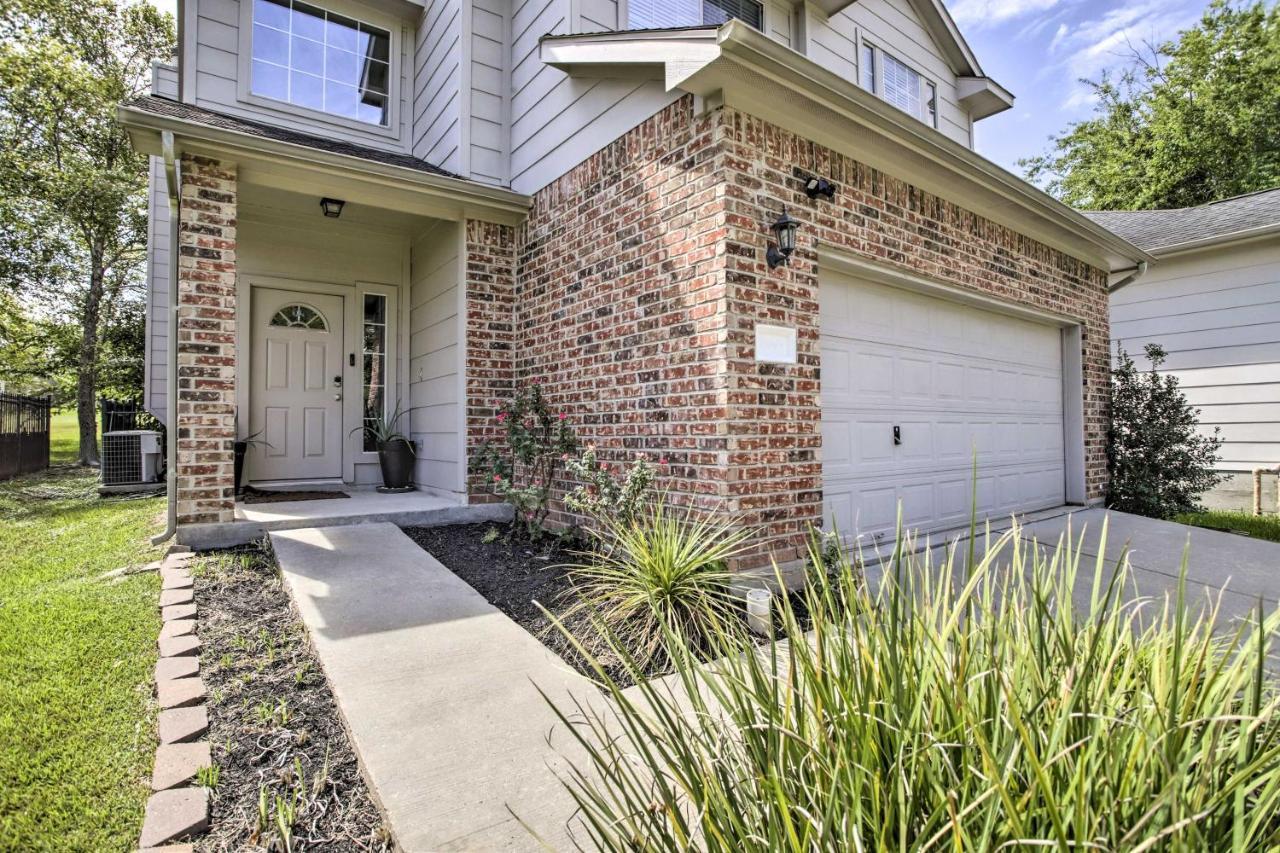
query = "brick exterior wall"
xmin=508 ymin=100 xmax=732 ymax=527
xmin=464 ymin=219 xmax=518 ymax=502
xmin=175 ymin=154 xmax=238 ymax=526
xmin=470 ymin=95 xmax=1110 ymax=569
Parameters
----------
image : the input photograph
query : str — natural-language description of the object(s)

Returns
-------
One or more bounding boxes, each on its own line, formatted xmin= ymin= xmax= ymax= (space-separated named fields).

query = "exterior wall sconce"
xmin=766 ymin=207 xmax=800 ymax=269
xmin=804 ymin=176 xmax=836 ymax=200
xmin=320 ymin=197 xmax=346 ymax=218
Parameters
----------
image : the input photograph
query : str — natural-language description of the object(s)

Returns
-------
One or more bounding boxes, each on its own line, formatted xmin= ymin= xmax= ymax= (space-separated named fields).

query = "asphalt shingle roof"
xmin=125 ymin=95 xmax=459 ymax=179
xmin=1083 ymin=187 xmax=1280 ymax=252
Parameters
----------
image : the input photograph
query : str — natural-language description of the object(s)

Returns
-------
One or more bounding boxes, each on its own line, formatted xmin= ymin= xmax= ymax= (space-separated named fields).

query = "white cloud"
xmin=1048 ymin=23 xmax=1070 ymax=53
xmin=949 ymin=0 xmax=1062 ymax=27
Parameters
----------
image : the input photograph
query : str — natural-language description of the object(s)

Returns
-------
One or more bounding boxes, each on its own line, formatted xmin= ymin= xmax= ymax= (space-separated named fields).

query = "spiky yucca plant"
xmin=545 ymin=517 xmax=1280 ymax=851
xmin=559 ymin=498 xmax=754 ymax=673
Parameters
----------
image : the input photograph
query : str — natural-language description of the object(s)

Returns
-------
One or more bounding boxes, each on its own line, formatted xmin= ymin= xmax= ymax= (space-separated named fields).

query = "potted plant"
xmin=233 ymin=428 xmax=270 ymax=497
xmin=353 ymin=402 xmax=417 ymax=492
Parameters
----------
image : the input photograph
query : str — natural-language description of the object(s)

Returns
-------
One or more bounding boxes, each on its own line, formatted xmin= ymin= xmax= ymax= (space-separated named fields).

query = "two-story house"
xmin=120 ymin=0 xmax=1149 ymax=561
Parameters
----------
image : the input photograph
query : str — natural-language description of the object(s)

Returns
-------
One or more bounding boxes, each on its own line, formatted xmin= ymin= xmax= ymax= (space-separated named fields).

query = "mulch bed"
xmin=191 ymin=542 xmax=389 ymax=852
xmin=401 ymin=523 xmax=817 ymax=687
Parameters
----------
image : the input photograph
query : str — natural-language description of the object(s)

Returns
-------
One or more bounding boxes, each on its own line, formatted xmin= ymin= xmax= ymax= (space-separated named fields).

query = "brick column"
xmin=464 ymin=219 xmax=517 ymax=503
xmin=175 ymin=154 xmax=238 ymax=526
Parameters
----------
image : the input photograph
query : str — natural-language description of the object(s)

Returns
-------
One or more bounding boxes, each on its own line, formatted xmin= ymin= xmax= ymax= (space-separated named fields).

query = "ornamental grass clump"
xmin=560 ymin=498 xmax=753 ymax=673
xmin=545 ymin=517 xmax=1280 ymax=851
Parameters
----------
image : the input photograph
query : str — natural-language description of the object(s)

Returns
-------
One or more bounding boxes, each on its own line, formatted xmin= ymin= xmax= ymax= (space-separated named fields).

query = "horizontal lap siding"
xmin=469 ymin=0 xmax=508 ymax=184
xmin=410 ymin=223 xmax=465 ymax=495
xmin=1111 ymin=240 xmax=1280 ymax=471
xmin=414 ymin=0 xmax=463 ymax=170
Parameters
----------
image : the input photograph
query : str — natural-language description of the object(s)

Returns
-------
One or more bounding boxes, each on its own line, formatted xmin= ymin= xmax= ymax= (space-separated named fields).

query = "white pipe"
xmin=745 ymin=588 xmax=773 ymax=637
xmin=152 ymin=131 xmax=180 ymax=546
xmin=1108 ymin=260 xmax=1148 ymax=294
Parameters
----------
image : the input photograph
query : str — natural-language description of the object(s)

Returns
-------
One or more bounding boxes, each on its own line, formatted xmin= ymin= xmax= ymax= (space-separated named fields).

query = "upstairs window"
xmin=250 ymin=0 xmax=391 ymax=126
xmin=860 ymin=43 xmax=938 ymax=128
xmin=628 ymin=0 xmax=762 ymax=31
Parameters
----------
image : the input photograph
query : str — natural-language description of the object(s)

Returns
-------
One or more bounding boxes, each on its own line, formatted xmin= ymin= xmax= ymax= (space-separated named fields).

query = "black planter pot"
xmin=377 ymin=438 xmax=415 ymax=490
xmin=233 ymin=440 xmax=249 ymax=496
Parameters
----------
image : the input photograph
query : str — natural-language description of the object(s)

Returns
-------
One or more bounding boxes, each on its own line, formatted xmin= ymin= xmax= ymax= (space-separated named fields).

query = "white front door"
xmin=821 ymin=271 xmax=1066 ymax=542
xmin=249 ymin=288 xmax=345 ymax=483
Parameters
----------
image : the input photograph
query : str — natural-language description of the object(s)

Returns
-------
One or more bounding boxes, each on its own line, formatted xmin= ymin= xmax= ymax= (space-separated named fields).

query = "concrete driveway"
xmin=863 ymin=507 xmax=1280 ymax=630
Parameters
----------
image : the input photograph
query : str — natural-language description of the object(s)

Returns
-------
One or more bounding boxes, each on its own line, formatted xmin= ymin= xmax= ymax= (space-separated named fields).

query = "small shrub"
xmin=545 ymin=517 xmax=1280 ymax=850
xmin=559 ymin=498 xmax=753 ymax=672
xmin=1109 ymin=343 xmax=1224 ymax=518
xmin=564 ymin=445 xmax=660 ymax=529
xmin=470 ymin=383 xmax=578 ymax=538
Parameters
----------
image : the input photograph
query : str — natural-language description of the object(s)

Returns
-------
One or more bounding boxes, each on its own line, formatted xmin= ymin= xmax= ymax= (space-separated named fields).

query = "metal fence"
xmin=100 ymin=397 xmax=161 ymax=442
xmin=0 ymin=393 xmax=51 ymax=481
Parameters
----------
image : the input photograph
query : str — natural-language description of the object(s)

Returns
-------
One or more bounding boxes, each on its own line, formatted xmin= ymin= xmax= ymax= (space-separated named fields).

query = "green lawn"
xmin=0 ymin=466 xmax=164 ymax=850
xmin=1174 ymin=509 xmax=1280 ymax=542
xmin=49 ymin=408 xmax=90 ymax=466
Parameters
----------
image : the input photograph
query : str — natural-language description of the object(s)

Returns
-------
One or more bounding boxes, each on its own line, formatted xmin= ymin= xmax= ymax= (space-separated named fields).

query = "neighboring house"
xmin=120 ymin=0 xmax=1147 ymax=564
xmin=1089 ymin=188 xmax=1280 ymax=513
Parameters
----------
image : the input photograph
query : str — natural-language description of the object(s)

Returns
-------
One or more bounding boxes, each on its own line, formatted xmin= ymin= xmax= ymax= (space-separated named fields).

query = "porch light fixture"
xmin=320 ymin=197 xmax=346 ymax=218
xmin=766 ymin=207 xmax=800 ymax=269
xmin=804 ymin=176 xmax=836 ymax=200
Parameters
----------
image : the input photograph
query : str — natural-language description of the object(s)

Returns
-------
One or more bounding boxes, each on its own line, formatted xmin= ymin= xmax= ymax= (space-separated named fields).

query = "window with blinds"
xmin=627 ymin=0 xmax=762 ymax=30
xmin=859 ymin=43 xmax=938 ymax=129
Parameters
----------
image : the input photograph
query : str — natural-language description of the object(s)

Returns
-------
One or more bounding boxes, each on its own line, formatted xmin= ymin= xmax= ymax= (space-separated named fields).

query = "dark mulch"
xmin=240 ymin=487 xmax=350 ymax=504
xmin=191 ymin=542 xmax=389 ymax=852
xmin=401 ymin=523 xmax=819 ymax=687
xmin=399 ymin=523 xmax=611 ymax=675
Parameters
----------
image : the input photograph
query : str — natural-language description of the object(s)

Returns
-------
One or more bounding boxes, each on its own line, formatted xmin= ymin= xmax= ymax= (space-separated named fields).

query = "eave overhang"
xmin=541 ymin=22 xmax=1149 ymax=272
xmin=957 ymin=76 xmax=1014 ymax=120
xmin=117 ymin=103 xmax=532 ymax=225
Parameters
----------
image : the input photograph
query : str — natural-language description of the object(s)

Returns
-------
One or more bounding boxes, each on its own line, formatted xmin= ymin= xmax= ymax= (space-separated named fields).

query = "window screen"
xmin=628 ymin=0 xmax=761 ymax=30
xmin=251 ymin=0 xmax=390 ymax=126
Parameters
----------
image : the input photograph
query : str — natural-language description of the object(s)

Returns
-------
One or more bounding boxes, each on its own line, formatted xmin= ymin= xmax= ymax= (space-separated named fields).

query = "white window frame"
xmin=237 ymin=0 xmax=402 ymax=141
xmin=858 ymin=38 xmax=938 ymax=129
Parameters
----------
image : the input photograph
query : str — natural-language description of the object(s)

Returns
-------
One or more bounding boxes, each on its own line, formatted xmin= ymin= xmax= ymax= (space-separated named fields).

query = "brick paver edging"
xmin=138 ymin=548 xmax=211 ymax=852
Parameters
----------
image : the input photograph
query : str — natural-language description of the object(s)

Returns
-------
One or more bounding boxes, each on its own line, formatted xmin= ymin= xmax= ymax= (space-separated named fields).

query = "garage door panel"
xmin=821 ymin=272 xmax=1067 ymax=541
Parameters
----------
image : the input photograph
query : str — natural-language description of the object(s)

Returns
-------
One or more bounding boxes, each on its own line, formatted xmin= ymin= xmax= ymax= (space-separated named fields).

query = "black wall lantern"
xmin=320 ymin=197 xmax=346 ymax=218
xmin=804 ymin=176 xmax=836 ymax=200
xmin=766 ymin=207 xmax=800 ymax=269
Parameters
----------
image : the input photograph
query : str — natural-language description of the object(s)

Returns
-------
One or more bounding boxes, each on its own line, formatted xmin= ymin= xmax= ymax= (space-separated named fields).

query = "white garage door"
xmin=821 ymin=271 xmax=1066 ymax=543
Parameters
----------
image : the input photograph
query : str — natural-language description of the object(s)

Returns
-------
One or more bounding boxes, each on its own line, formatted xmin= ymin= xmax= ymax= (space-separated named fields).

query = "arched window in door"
xmin=269 ymin=303 xmax=329 ymax=331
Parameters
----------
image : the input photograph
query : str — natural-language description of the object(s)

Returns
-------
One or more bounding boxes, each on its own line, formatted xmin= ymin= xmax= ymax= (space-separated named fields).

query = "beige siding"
xmin=145 ymin=64 xmax=179 ymax=425
xmin=469 ymin=0 xmax=509 ymax=184
xmin=1111 ymin=239 xmax=1280 ymax=472
xmin=807 ymin=0 xmax=972 ymax=146
xmin=409 ymin=222 xmax=465 ymax=496
xmin=414 ymin=0 xmax=463 ymax=170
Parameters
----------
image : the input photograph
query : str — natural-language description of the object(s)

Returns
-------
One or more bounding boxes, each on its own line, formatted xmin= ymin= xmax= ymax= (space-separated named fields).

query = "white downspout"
xmin=152 ymin=131 xmax=180 ymax=545
xmin=1108 ymin=260 xmax=1148 ymax=294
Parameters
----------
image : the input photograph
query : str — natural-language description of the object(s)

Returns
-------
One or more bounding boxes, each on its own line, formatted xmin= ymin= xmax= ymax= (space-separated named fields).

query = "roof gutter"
xmin=117 ymin=104 xmax=532 ymax=219
xmin=152 ymin=130 xmax=180 ymax=546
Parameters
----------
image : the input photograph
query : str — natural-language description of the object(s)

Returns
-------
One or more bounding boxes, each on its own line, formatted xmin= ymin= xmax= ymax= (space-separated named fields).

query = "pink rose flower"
xmin=493 ymin=474 xmax=501 ymax=483
xmin=496 ymin=412 xmax=507 ymax=423
xmin=558 ymin=412 xmax=567 ymax=421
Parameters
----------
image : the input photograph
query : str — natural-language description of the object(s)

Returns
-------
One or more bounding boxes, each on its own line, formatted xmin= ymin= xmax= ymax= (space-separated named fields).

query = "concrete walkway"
xmin=271 ymin=523 xmax=593 ymax=852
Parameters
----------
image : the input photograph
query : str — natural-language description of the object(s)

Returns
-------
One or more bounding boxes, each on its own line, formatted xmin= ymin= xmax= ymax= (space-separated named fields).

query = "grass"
xmin=0 ymin=464 xmax=164 ymax=850
xmin=1175 ymin=509 xmax=1280 ymax=543
xmin=49 ymin=408 xmax=86 ymax=466
xmin=547 ymin=518 xmax=1280 ymax=850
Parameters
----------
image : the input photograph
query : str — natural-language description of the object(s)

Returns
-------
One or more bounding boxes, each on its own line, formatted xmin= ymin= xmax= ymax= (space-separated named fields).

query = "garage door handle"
xmin=893 ymin=425 xmax=901 ymax=446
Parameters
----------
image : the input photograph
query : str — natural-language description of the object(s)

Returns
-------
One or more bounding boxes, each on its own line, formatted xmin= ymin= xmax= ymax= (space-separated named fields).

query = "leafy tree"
xmin=1023 ymin=0 xmax=1280 ymax=210
xmin=1108 ymin=344 xmax=1224 ymax=518
xmin=0 ymin=0 xmax=173 ymax=463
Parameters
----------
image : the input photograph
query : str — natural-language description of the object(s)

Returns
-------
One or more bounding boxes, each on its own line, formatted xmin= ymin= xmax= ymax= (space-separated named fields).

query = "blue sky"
xmin=144 ymin=0 xmax=1212 ymax=176
xmin=950 ymin=0 xmax=1213 ymax=174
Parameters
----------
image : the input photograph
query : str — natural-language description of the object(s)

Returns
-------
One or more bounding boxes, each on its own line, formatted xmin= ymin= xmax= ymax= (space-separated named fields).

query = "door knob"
xmin=334 ymin=394 xmax=342 ymax=401
xmin=893 ymin=425 xmax=902 ymax=446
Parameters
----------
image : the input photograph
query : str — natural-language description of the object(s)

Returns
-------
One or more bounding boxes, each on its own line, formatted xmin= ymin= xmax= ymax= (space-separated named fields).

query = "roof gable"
xmin=814 ymin=0 xmax=983 ymax=77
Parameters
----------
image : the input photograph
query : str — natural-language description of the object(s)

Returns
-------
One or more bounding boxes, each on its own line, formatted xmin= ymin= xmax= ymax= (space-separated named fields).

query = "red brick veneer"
xmin=175 ymin=154 xmax=238 ymax=526
xmin=470 ymin=96 xmax=1110 ymax=567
